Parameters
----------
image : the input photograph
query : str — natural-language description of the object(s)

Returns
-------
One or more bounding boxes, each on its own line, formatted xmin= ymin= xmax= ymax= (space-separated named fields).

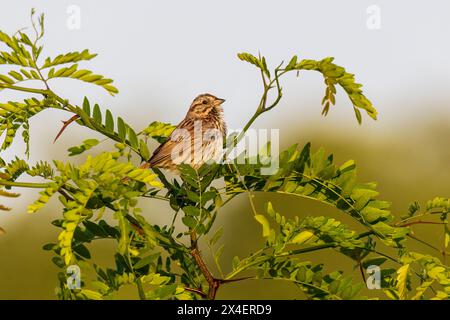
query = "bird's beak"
xmin=215 ymin=98 xmax=226 ymax=105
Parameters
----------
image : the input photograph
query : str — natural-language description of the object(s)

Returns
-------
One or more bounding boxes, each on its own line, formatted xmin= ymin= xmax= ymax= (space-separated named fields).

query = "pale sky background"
xmin=1 ymin=1 xmax=449 ymax=130
xmin=0 ymin=0 xmax=449 ymax=299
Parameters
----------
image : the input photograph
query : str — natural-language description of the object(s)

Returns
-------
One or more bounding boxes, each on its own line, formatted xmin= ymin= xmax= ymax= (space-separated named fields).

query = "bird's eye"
xmin=202 ymin=100 xmax=208 ymax=105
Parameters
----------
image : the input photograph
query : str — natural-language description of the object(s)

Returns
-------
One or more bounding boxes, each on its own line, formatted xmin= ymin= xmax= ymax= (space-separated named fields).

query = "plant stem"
xmin=358 ymin=262 xmax=367 ymax=283
xmin=225 ymin=243 xmax=336 ymax=280
xmin=407 ymin=234 xmax=441 ymax=252
xmin=190 ymin=232 xmax=219 ymax=300
xmin=184 ymin=287 xmax=207 ymax=298
xmin=136 ymin=278 xmax=146 ymax=300
xmin=278 ymin=243 xmax=336 ymax=256
xmin=0 ymin=83 xmax=50 ymax=95
xmin=356 ymin=230 xmax=374 ymax=239
xmin=397 ymin=220 xmax=445 ymax=227
xmin=0 ymin=179 xmax=50 ymax=189
xmin=224 ymin=67 xmax=285 ymax=159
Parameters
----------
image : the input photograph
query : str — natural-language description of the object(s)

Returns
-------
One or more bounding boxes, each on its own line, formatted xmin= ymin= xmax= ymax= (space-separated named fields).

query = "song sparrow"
xmin=146 ymin=94 xmax=226 ymax=171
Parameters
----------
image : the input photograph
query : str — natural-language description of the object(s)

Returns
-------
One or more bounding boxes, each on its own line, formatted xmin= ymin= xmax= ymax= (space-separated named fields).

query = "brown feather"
xmin=147 ymin=94 xmax=226 ymax=171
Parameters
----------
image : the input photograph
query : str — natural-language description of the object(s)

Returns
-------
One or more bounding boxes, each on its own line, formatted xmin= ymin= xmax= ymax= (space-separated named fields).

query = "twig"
xmin=190 ymin=232 xmax=220 ymax=300
xmin=397 ymin=220 xmax=445 ymax=227
xmin=57 ymin=188 xmax=73 ymax=201
xmin=0 ymin=179 xmax=50 ymax=189
xmin=219 ymin=276 xmax=253 ymax=284
xmin=358 ymin=262 xmax=367 ymax=283
xmin=184 ymin=287 xmax=207 ymax=298
xmin=53 ymin=115 xmax=80 ymax=143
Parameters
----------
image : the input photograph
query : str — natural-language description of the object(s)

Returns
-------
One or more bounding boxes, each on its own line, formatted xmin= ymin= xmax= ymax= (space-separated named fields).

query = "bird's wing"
xmin=147 ymin=118 xmax=193 ymax=167
xmin=147 ymin=139 xmax=179 ymax=167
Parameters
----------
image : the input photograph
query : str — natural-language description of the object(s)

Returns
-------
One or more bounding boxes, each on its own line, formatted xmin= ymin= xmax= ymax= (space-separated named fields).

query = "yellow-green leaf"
xmin=396 ymin=264 xmax=409 ymax=300
xmin=291 ymin=230 xmax=315 ymax=245
xmin=254 ymin=214 xmax=271 ymax=238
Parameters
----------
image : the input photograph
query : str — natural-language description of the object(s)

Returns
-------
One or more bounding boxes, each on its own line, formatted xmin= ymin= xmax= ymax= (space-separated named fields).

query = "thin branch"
xmin=0 ymin=83 xmax=49 ymax=95
xmin=225 ymin=243 xmax=336 ymax=281
xmin=358 ymin=262 xmax=367 ymax=283
xmin=0 ymin=179 xmax=50 ymax=189
xmin=407 ymin=234 xmax=441 ymax=253
xmin=57 ymin=188 xmax=73 ymax=201
xmin=53 ymin=115 xmax=80 ymax=142
xmin=397 ymin=220 xmax=445 ymax=227
xmin=136 ymin=279 xmax=146 ymax=300
xmin=219 ymin=276 xmax=253 ymax=284
xmin=190 ymin=231 xmax=220 ymax=300
xmin=184 ymin=287 xmax=207 ymax=298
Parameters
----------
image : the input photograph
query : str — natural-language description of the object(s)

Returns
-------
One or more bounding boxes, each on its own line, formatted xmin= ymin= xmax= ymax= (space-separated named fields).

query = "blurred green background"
xmin=1 ymin=0 xmax=449 ymax=299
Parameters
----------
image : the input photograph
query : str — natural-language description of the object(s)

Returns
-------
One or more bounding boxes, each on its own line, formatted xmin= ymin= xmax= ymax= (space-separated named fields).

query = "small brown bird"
xmin=147 ymin=94 xmax=227 ymax=171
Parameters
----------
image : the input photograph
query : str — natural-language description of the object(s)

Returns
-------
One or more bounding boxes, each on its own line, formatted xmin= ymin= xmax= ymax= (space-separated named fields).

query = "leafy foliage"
xmin=47 ymin=64 xmax=118 ymax=95
xmin=294 ymin=57 xmax=377 ymax=123
xmin=0 ymin=98 xmax=56 ymax=155
xmin=142 ymin=121 xmax=176 ymax=144
xmin=0 ymin=10 xmax=449 ymax=300
xmin=223 ymin=143 xmax=409 ymax=247
xmin=237 ymin=52 xmax=377 ymax=124
xmin=41 ymin=49 xmax=97 ymax=68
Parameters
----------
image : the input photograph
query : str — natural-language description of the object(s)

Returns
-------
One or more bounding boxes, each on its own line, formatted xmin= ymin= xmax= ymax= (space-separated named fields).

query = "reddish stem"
xmin=53 ymin=115 xmax=80 ymax=143
xmin=397 ymin=220 xmax=444 ymax=227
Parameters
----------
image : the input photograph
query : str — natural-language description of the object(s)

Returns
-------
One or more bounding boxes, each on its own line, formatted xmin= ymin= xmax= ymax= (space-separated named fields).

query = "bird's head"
xmin=187 ymin=93 xmax=225 ymax=119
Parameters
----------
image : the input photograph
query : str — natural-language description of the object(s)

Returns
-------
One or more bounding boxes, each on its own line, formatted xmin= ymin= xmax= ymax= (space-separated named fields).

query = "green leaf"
xmin=42 ymin=243 xmax=56 ymax=251
xmin=353 ymin=107 xmax=362 ymax=125
xmin=145 ymin=284 xmax=178 ymax=300
xmin=182 ymin=216 xmax=197 ymax=228
xmin=0 ymin=74 xmax=14 ymax=84
xmin=142 ymin=121 xmax=175 ymax=143
xmin=93 ymin=104 xmax=101 ymax=123
xmin=182 ymin=206 xmax=200 ymax=217
xmin=82 ymin=220 xmax=108 ymax=238
xmin=117 ymin=117 xmax=126 ymax=140
xmin=105 ymin=109 xmax=114 ymax=132
xmin=8 ymin=70 xmax=23 ymax=81
xmin=408 ymin=201 xmax=420 ymax=217
xmin=73 ymin=243 xmax=91 ymax=259
xmin=82 ymin=97 xmax=90 ymax=116
xmin=338 ymin=159 xmax=356 ymax=174
xmin=237 ymin=52 xmax=261 ymax=68
xmin=127 ymin=127 xmax=139 ymax=149
xmin=185 ymin=190 xmax=200 ymax=202
xmin=294 ymin=57 xmax=377 ymax=123
xmin=47 ymin=64 xmax=119 ymax=95
xmin=396 ymin=264 xmax=410 ymax=300
xmin=224 ymin=143 xmax=408 ymax=247
xmin=285 ymin=55 xmax=298 ymax=71
xmin=139 ymin=139 xmax=150 ymax=160
xmin=52 ymin=256 xmax=65 ymax=268
xmin=67 ymin=139 xmax=99 ymax=156
xmin=79 ymin=289 xmax=103 ymax=300
xmin=291 ymin=230 xmax=314 ymax=245
xmin=254 ymin=214 xmax=271 ymax=238
xmin=179 ymin=164 xmax=198 ymax=182
xmin=133 ymin=253 xmax=159 ymax=269
xmin=42 ymin=49 xmax=97 ymax=68
xmin=362 ymin=257 xmax=387 ymax=269
xmin=115 ymin=212 xmax=130 ymax=256
xmin=237 ymin=52 xmax=270 ymax=78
